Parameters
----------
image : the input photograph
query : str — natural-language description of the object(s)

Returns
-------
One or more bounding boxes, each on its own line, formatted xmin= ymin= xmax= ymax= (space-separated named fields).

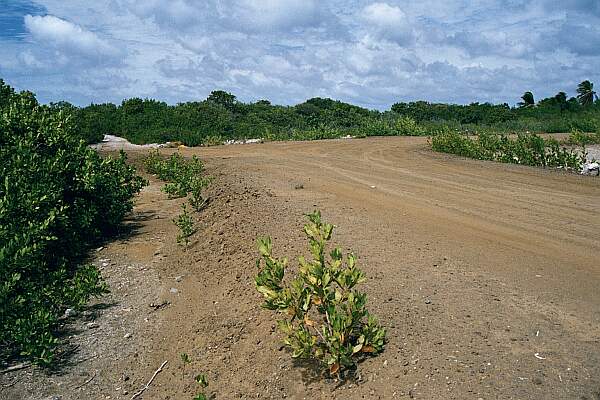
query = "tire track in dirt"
xmin=4 ymin=137 xmax=599 ymax=400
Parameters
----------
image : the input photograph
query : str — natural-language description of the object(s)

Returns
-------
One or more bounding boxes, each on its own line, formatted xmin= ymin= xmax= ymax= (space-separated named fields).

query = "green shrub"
xmin=429 ymin=128 xmax=482 ymax=158
xmin=173 ymin=204 xmax=196 ymax=248
xmin=201 ymin=135 xmax=225 ymax=146
xmin=188 ymin=177 xmax=210 ymax=211
xmin=255 ymin=211 xmax=386 ymax=377
xmin=144 ymin=150 xmax=207 ymax=199
xmin=430 ymin=129 xmax=585 ymax=170
xmin=0 ymin=86 xmax=146 ymax=365
xmin=565 ymin=130 xmax=600 ymax=146
xmin=361 ymin=116 xmax=425 ymax=137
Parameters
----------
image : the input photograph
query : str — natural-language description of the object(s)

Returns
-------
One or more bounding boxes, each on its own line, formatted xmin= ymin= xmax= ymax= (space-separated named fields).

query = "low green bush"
xmin=173 ymin=204 xmax=196 ymax=249
xmin=564 ymin=130 xmax=600 ymax=146
xmin=0 ymin=85 xmax=146 ymax=365
xmin=256 ymin=211 xmax=386 ymax=377
xmin=144 ymin=150 xmax=208 ymax=200
xmin=430 ymin=129 xmax=585 ymax=170
xmin=362 ymin=116 xmax=426 ymax=136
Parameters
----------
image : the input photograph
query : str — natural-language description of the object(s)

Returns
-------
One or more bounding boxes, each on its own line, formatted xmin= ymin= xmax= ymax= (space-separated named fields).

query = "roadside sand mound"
xmin=90 ymin=135 xmax=168 ymax=151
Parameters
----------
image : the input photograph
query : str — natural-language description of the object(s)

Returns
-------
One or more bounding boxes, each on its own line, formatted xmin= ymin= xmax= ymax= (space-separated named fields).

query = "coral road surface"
xmin=3 ymin=136 xmax=600 ymax=400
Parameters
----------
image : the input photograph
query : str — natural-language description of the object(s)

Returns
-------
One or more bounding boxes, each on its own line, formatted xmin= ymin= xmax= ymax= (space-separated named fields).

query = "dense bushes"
xmin=70 ymin=94 xmax=428 ymax=145
xmin=70 ymin=89 xmax=600 ymax=146
xmin=5 ymin=75 xmax=599 ymax=147
xmin=391 ymin=101 xmax=514 ymax=125
xmin=430 ymin=129 xmax=585 ymax=169
xmin=0 ymin=82 xmax=146 ymax=364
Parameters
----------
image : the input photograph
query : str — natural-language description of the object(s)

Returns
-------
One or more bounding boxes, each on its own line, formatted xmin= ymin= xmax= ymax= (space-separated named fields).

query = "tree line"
xmin=2 ymin=78 xmax=599 ymax=146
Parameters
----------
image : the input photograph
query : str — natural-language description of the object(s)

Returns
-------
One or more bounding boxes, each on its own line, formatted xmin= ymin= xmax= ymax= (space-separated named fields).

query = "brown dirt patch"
xmin=3 ymin=137 xmax=600 ymax=399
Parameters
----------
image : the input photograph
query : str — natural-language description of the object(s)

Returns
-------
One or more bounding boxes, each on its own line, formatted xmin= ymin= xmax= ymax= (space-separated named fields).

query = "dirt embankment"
xmin=3 ymin=137 xmax=600 ymax=400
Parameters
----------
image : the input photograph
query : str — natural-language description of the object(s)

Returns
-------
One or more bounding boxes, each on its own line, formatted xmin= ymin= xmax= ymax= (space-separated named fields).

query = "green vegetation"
xmin=193 ymin=373 xmax=209 ymax=400
xmin=430 ymin=129 xmax=585 ymax=169
xmin=173 ymin=205 xmax=196 ymax=249
xmin=144 ymin=150 xmax=209 ymax=204
xmin=180 ymin=352 xmax=210 ymax=400
xmin=256 ymin=211 xmax=386 ymax=377
xmin=4 ymin=77 xmax=600 ymax=146
xmin=67 ymin=79 xmax=600 ymax=145
xmin=0 ymin=80 xmax=146 ymax=365
xmin=564 ymin=130 xmax=600 ymax=146
xmin=144 ymin=150 xmax=209 ymax=247
xmin=577 ymin=80 xmax=597 ymax=107
xmin=75 ymin=94 xmax=425 ymax=146
xmin=181 ymin=352 xmax=191 ymax=388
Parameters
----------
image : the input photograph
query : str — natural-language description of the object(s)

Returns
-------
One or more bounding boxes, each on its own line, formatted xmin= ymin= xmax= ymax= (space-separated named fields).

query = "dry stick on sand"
xmin=74 ymin=371 xmax=97 ymax=390
xmin=130 ymin=360 xmax=168 ymax=400
xmin=0 ymin=363 xmax=31 ymax=374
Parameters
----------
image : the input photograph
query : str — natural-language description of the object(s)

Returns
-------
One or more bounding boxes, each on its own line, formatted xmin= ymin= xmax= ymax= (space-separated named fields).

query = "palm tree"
xmin=518 ymin=91 xmax=535 ymax=108
xmin=576 ymin=80 xmax=597 ymax=106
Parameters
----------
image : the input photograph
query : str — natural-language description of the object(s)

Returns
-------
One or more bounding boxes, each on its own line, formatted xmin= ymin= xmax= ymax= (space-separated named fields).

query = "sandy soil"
xmin=3 ymin=136 xmax=600 ymax=400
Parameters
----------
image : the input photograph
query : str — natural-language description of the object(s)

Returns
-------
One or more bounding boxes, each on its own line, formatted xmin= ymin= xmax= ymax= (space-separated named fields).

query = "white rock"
xmin=581 ymin=162 xmax=600 ymax=176
xmin=64 ymin=308 xmax=77 ymax=318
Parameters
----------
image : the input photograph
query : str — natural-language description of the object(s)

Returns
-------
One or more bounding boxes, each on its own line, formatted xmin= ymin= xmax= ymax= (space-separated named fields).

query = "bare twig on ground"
xmin=74 ymin=371 xmax=97 ymax=390
xmin=130 ymin=360 xmax=168 ymax=400
xmin=0 ymin=363 xmax=31 ymax=374
xmin=149 ymin=301 xmax=170 ymax=312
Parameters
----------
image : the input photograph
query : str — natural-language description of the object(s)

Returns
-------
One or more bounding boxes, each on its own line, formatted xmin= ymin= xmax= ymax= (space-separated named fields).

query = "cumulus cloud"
xmin=24 ymin=14 xmax=117 ymax=56
xmin=128 ymin=0 xmax=209 ymax=29
xmin=361 ymin=2 xmax=414 ymax=45
xmin=0 ymin=0 xmax=598 ymax=108
xmin=226 ymin=0 xmax=323 ymax=32
xmin=545 ymin=19 xmax=600 ymax=56
xmin=447 ymin=30 xmax=531 ymax=58
xmin=128 ymin=0 xmax=328 ymax=34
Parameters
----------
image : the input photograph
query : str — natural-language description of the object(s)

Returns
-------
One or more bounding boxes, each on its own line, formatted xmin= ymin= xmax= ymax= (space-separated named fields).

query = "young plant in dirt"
xmin=193 ymin=373 xmax=209 ymax=400
xmin=173 ymin=204 xmax=196 ymax=248
xmin=181 ymin=352 xmax=191 ymax=387
xmin=144 ymin=150 xmax=207 ymax=199
xmin=255 ymin=211 xmax=386 ymax=377
xmin=188 ymin=176 xmax=211 ymax=211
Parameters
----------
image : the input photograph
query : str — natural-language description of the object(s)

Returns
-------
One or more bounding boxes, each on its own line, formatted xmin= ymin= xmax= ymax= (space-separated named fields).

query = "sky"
xmin=0 ymin=0 xmax=599 ymax=109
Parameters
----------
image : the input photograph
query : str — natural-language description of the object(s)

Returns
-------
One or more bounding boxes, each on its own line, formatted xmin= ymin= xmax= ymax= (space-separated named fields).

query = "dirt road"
xmin=5 ymin=136 xmax=600 ymax=399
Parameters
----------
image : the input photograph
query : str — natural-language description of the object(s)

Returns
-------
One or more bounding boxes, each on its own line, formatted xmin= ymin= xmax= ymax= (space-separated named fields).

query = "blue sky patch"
xmin=0 ymin=1 xmax=46 ymax=40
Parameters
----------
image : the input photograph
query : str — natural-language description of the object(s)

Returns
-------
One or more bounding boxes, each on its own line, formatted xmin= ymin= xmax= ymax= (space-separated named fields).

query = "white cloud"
xmin=227 ymin=0 xmax=322 ymax=32
xmin=0 ymin=0 xmax=598 ymax=108
xmin=361 ymin=2 xmax=414 ymax=45
xmin=128 ymin=0 xmax=208 ymax=29
xmin=24 ymin=14 xmax=117 ymax=57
